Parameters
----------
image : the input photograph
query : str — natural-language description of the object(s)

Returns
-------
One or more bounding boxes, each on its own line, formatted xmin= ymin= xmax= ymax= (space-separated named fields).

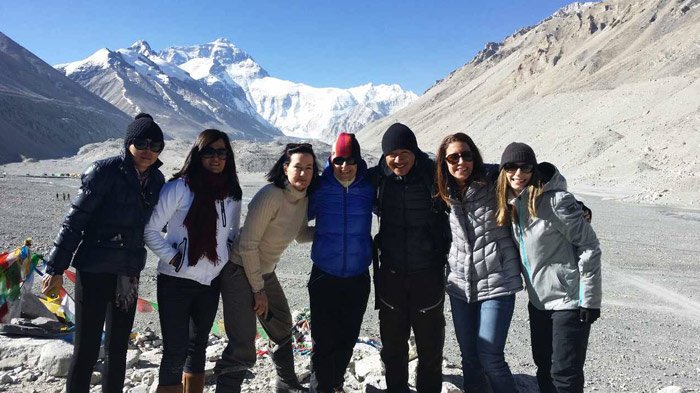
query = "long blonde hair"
xmin=495 ymin=168 xmax=544 ymax=226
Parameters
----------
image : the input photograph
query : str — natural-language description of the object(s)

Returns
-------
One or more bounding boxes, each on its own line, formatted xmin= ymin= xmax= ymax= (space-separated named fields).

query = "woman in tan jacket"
xmin=215 ymin=143 xmax=319 ymax=393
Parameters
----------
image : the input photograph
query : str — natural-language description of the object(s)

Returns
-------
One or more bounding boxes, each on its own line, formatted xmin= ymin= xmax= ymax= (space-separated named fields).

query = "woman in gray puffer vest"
xmin=435 ymin=133 xmax=522 ymax=393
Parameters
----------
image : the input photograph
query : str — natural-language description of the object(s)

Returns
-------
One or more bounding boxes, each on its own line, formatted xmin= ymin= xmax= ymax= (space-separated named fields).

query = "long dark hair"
xmin=266 ymin=143 xmax=320 ymax=193
xmin=435 ymin=132 xmax=485 ymax=205
xmin=172 ymin=129 xmax=242 ymax=201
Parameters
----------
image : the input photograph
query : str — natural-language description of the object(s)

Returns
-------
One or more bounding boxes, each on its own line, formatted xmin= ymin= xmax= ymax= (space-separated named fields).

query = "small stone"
xmin=129 ymin=383 xmax=150 ymax=393
xmin=657 ymin=387 xmax=684 ymax=393
xmin=0 ymin=373 xmax=14 ymax=384
xmin=90 ymin=371 xmax=101 ymax=385
xmin=441 ymin=381 xmax=462 ymax=393
xmin=126 ymin=349 xmax=141 ymax=368
xmin=354 ymin=354 xmax=384 ymax=381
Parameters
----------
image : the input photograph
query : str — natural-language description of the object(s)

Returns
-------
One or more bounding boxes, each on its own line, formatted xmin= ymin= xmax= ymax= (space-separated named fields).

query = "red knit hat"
xmin=332 ymin=132 xmax=361 ymax=160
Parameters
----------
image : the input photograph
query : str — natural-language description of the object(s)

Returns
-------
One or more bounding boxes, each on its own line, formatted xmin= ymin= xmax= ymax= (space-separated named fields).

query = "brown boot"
xmin=183 ymin=372 xmax=206 ymax=393
xmin=155 ymin=385 xmax=183 ymax=393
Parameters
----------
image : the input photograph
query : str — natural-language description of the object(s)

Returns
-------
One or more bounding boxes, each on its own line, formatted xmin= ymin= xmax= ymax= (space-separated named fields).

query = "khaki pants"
xmin=215 ymin=262 xmax=294 ymax=377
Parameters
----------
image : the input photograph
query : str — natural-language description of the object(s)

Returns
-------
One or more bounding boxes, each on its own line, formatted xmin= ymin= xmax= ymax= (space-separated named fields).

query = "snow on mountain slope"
xmin=56 ymin=40 xmax=281 ymax=140
xmin=159 ymin=38 xmax=417 ymax=141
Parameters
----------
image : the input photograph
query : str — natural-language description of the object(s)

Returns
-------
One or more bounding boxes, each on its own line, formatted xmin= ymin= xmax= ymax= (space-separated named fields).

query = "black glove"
xmin=577 ymin=201 xmax=592 ymax=223
xmin=579 ymin=307 xmax=600 ymax=324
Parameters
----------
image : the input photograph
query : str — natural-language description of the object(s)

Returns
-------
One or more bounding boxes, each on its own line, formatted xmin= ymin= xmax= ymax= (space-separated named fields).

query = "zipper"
xmin=419 ymin=297 xmax=444 ymax=314
xmin=379 ymin=297 xmax=397 ymax=311
xmin=220 ymin=200 xmax=227 ymax=227
xmin=342 ymin=186 xmax=348 ymax=275
xmin=517 ymin=197 xmax=533 ymax=280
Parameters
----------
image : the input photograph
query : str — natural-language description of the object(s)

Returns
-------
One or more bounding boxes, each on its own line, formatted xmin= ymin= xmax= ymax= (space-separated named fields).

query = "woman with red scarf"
xmin=145 ymin=129 xmax=243 ymax=393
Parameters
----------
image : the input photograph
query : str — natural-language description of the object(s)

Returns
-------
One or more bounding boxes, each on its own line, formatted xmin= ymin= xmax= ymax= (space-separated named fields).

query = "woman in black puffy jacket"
xmin=41 ymin=113 xmax=166 ymax=393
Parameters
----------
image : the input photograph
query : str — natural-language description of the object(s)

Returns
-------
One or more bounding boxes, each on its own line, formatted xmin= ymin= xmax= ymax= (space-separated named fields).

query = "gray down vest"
xmin=446 ymin=176 xmax=523 ymax=303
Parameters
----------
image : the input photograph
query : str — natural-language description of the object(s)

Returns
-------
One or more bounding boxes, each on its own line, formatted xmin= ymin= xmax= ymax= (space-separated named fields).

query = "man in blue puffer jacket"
xmin=307 ymin=133 xmax=374 ymax=393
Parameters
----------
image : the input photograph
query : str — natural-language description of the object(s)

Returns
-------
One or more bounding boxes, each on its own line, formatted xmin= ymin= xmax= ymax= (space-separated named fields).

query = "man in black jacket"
xmin=370 ymin=123 xmax=450 ymax=393
xmin=41 ymin=113 xmax=166 ymax=393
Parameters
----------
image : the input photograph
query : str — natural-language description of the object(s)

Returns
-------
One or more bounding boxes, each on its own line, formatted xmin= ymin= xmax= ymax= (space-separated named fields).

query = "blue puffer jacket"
xmin=309 ymin=158 xmax=374 ymax=277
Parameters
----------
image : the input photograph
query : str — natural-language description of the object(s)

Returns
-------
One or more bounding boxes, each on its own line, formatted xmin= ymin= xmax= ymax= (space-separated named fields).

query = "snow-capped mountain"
xmin=56 ymin=40 xmax=282 ymax=140
xmin=0 ymin=32 xmax=131 ymax=164
xmin=159 ymin=38 xmax=418 ymax=141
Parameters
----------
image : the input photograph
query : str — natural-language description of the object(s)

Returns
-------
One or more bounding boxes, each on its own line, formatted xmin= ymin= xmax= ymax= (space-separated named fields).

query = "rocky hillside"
xmin=0 ymin=32 xmax=131 ymax=164
xmin=358 ymin=0 xmax=700 ymax=207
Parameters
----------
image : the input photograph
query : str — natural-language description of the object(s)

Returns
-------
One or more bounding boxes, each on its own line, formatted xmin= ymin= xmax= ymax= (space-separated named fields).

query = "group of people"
xmin=41 ymin=113 xmax=602 ymax=393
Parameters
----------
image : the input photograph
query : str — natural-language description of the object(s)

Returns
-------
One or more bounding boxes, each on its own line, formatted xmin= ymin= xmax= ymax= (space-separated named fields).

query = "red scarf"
xmin=183 ymin=172 xmax=230 ymax=265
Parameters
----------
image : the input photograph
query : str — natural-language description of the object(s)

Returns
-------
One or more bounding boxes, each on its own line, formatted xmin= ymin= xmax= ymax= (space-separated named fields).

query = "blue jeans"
xmin=449 ymin=294 xmax=517 ymax=393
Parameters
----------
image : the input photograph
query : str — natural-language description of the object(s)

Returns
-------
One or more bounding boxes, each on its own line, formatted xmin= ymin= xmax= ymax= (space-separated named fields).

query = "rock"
xmin=0 ymin=372 xmax=14 ymax=384
xmin=128 ymin=384 xmax=150 ymax=393
xmin=408 ymin=358 xmax=418 ymax=387
xmin=0 ymin=356 xmax=25 ymax=370
xmin=658 ymin=387 xmax=685 ymax=393
xmin=90 ymin=371 xmax=101 ymax=385
xmin=407 ymin=335 xmax=418 ymax=362
xmin=126 ymin=349 xmax=141 ymax=368
xmin=206 ymin=343 xmax=226 ymax=362
xmin=354 ymin=354 xmax=384 ymax=381
xmin=38 ymin=341 xmax=74 ymax=377
xmin=441 ymin=381 xmax=462 ymax=393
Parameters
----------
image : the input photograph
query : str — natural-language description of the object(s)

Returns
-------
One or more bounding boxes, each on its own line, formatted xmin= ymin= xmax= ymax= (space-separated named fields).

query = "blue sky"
xmin=2 ymin=0 xmax=575 ymax=94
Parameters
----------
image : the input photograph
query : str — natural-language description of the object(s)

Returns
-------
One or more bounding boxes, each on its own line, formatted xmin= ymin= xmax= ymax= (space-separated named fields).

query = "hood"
xmin=538 ymin=162 xmax=567 ymax=193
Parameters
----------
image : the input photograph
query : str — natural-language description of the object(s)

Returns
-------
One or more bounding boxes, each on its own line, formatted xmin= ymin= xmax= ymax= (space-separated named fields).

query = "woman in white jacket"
xmin=145 ymin=129 xmax=242 ymax=393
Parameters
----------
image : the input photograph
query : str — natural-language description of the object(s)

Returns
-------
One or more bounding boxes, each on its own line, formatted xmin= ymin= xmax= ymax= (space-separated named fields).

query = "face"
xmin=505 ymin=162 xmax=534 ymax=193
xmin=384 ymin=149 xmax=415 ymax=176
xmin=284 ymin=153 xmax=315 ymax=191
xmin=332 ymin=157 xmax=358 ymax=182
xmin=200 ymin=139 xmax=227 ymax=174
xmin=445 ymin=141 xmax=474 ymax=187
xmin=128 ymin=141 xmax=160 ymax=172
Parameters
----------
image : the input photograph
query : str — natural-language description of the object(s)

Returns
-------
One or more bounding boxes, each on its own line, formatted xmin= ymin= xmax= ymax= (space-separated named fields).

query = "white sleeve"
xmin=144 ymin=180 xmax=184 ymax=263
xmin=228 ymin=199 xmax=242 ymax=242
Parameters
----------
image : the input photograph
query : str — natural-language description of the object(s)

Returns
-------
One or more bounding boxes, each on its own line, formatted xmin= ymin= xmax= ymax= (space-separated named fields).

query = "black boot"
xmin=215 ymin=371 xmax=244 ymax=393
xmin=271 ymin=341 xmax=309 ymax=393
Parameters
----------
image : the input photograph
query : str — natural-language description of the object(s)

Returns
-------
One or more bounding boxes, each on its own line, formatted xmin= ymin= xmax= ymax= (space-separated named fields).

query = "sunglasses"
xmin=332 ymin=156 xmax=357 ymax=166
xmin=201 ymin=146 xmax=228 ymax=159
xmin=503 ymin=163 xmax=534 ymax=173
xmin=132 ymin=138 xmax=164 ymax=153
xmin=445 ymin=150 xmax=474 ymax=165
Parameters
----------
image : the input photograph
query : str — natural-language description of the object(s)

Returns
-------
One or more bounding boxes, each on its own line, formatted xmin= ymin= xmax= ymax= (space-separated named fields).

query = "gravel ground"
xmin=1 ymin=172 xmax=699 ymax=392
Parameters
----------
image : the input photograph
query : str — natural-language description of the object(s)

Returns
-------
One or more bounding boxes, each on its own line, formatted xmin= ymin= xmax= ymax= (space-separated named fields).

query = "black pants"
xmin=528 ymin=303 xmax=591 ymax=393
xmin=67 ymin=271 xmax=137 ymax=393
xmin=157 ymin=274 xmax=221 ymax=385
xmin=308 ymin=265 xmax=370 ymax=393
xmin=378 ymin=267 xmax=445 ymax=393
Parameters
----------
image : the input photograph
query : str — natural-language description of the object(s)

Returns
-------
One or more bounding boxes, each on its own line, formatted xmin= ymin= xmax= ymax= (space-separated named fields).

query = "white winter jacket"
xmin=144 ymin=178 xmax=242 ymax=285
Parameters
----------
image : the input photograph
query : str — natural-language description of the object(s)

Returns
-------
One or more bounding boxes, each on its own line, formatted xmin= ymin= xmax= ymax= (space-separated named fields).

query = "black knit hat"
xmin=382 ymin=123 xmax=418 ymax=155
xmin=124 ymin=113 xmax=164 ymax=149
xmin=499 ymin=142 xmax=537 ymax=170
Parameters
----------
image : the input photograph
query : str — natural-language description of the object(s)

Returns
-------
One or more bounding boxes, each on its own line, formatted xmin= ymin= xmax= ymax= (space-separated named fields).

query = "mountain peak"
xmin=211 ymin=37 xmax=233 ymax=44
xmin=130 ymin=40 xmax=154 ymax=56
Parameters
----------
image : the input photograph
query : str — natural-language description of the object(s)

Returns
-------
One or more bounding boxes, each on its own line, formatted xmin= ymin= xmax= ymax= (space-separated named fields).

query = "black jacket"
xmin=45 ymin=152 xmax=164 ymax=277
xmin=370 ymin=150 xmax=450 ymax=273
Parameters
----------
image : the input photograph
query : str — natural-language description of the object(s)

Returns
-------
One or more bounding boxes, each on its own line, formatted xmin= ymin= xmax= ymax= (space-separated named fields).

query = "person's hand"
xmin=169 ymin=253 xmax=183 ymax=272
xmin=253 ymin=290 xmax=268 ymax=319
xmin=578 ymin=201 xmax=592 ymax=223
xmin=41 ymin=274 xmax=63 ymax=298
xmin=579 ymin=307 xmax=600 ymax=324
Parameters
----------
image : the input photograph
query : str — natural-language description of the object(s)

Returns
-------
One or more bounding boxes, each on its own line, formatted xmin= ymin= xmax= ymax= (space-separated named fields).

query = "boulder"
xmin=38 ymin=340 xmax=74 ymax=377
xmin=354 ymin=354 xmax=384 ymax=381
